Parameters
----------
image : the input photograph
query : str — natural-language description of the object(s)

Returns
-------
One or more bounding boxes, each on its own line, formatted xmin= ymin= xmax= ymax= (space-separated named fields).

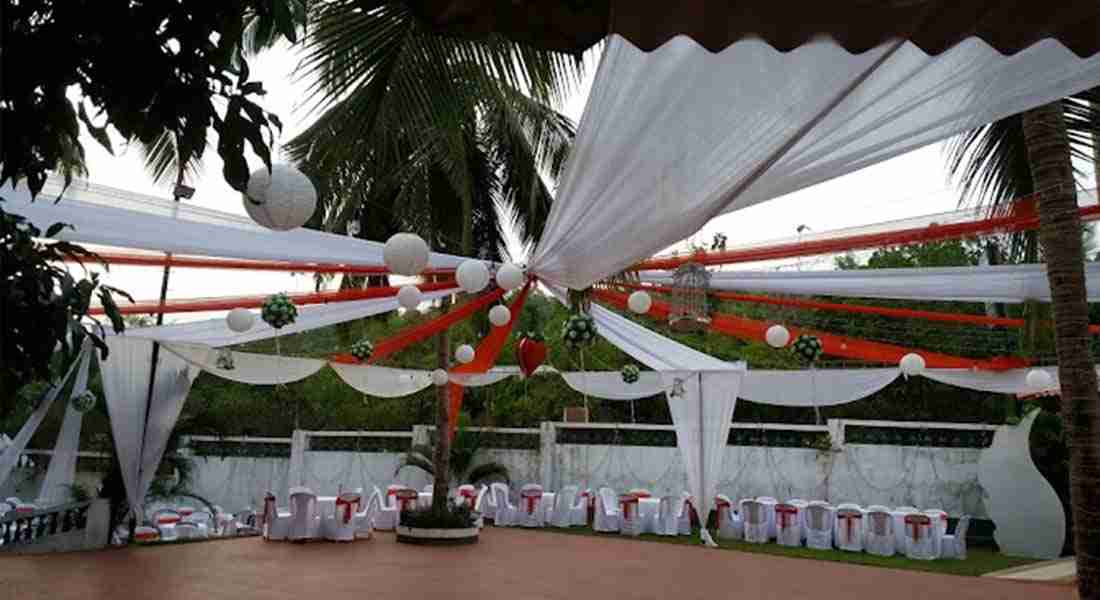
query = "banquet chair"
xmin=354 ymin=489 xmax=382 ymax=538
xmin=715 ymin=495 xmax=742 ymax=540
xmin=788 ymin=499 xmax=809 ymax=539
xmin=393 ymin=488 xmax=420 ymax=527
xmin=756 ymin=496 xmax=778 ymax=538
xmin=593 ymin=487 xmax=621 ymax=533
xmin=864 ymin=508 xmax=896 ymax=557
xmin=152 ymin=508 xmax=181 ymax=542
xmin=177 ymin=505 xmax=195 ymax=519
xmin=903 ymin=513 xmax=936 ymax=560
xmin=775 ymin=503 xmax=801 ymax=547
xmin=574 ymin=489 xmax=594 ymax=527
xmin=175 ymin=520 xmax=201 ymax=540
xmin=133 ymin=525 xmax=160 ymax=543
xmin=262 ymin=492 xmax=291 ymax=541
xmin=288 ymin=487 xmax=320 ymax=541
xmin=188 ymin=510 xmax=213 ymax=538
xmin=742 ymin=500 xmax=768 ymax=544
xmin=656 ymin=496 xmax=681 ymax=536
xmin=456 ymin=484 xmax=478 ymax=510
xmin=324 ymin=491 xmax=363 ymax=542
xmin=804 ymin=503 xmax=834 ymax=550
xmin=940 ymin=515 xmax=970 ymax=560
xmin=678 ymin=493 xmax=695 ymax=535
xmin=550 ymin=485 xmax=579 ymax=528
xmin=834 ymin=507 xmax=864 ymax=552
xmin=618 ymin=494 xmax=641 ymax=537
xmin=235 ymin=507 xmax=260 ymax=536
xmin=518 ymin=484 xmax=545 ymax=528
xmin=490 ymin=482 xmax=518 ymax=527
xmin=374 ymin=486 xmax=399 ymax=530
xmin=923 ymin=508 xmax=949 ymax=555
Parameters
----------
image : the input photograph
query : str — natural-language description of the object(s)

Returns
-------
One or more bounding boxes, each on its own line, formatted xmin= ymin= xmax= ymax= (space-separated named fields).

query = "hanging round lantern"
xmin=1026 ymin=368 xmax=1054 ymax=391
xmin=261 ymin=293 xmax=298 ymax=329
xmin=627 ymin=290 xmax=652 ymax=315
xmin=899 ymin=352 xmax=926 ymax=377
xmin=71 ymin=390 xmax=96 ymax=413
xmin=621 ymin=364 xmax=641 ymax=384
xmin=456 ymin=260 xmax=490 ymax=293
xmin=226 ymin=308 xmax=255 ymax=333
xmin=562 ymin=314 xmax=597 ymax=350
xmin=397 ymin=285 xmax=422 ymax=310
xmin=242 ymin=165 xmax=317 ymax=231
xmin=384 ymin=233 xmax=430 ymax=276
xmin=431 ymin=369 xmax=450 ymax=386
xmin=791 ymin=334 xmax=823 ymax=363
xmin=455 ymin=344 xmax=476 ymax=364
xmin=488 ymin=304 xmax=511 ymax=327
xmin=496 ymin=263 xmax=525 ymax=291
xmin=765 ymin=324 xmax=791 ymax=348
xmin=350 ymin=339 xmax=374 ymax=362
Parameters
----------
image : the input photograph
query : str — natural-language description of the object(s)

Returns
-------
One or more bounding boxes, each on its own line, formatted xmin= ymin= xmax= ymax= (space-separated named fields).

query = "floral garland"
xmin=71 ymin=390 xmax=97 ymax=413
xmin=621 ymin=364 xmax=640 ymax=384
xmin=791 ymin=334 xmax=823 ymax=364
xmin=350 ymin=338 xmax=374 ymax=362
xmin=261 ymin=292 xmax=298 ymax=329
xmin=561 ymin=313 xmax=597 ymax=349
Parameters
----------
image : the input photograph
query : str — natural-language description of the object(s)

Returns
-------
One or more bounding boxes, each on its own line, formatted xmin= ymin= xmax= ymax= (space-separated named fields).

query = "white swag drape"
xmin=37 ymin=346 xmax=93 ymax=505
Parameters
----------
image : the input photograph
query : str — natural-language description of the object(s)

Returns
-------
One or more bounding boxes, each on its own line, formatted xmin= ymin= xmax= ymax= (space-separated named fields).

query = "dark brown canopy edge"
xmin=402 ymin=0 xmax=1100 ymax=57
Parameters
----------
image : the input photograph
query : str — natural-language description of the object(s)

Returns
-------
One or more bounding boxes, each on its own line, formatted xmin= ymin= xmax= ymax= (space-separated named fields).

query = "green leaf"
xmin=77 ymin=103 xmax=114 ymax=155
xmin=45 ymin=222 xmax=71 ymax=238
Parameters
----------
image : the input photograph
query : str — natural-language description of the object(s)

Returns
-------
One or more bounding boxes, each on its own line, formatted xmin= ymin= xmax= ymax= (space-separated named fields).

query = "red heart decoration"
xmin=517 ymin=337 xmax=547 ymax=377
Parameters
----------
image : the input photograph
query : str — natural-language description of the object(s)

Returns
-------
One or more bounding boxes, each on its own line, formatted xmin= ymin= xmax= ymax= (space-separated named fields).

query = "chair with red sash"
xmin=834 ymin=505 xmax=864 ymax=552
xmin=804 ymin=502 xmax=834 ymax=550
xmin=549 ymin=485 xmax=579 ymax=527
xmin=490 ymin=482 xmax=518 ymax=526
xmin=394 ymin=488 xmax=420 ymax=525
xmin=940 ymin=515 xmax=970 ymax=560
xmin=902 ymin=513 xmax=936 ymax=560
xmin=177 ymin=505 xmax=195 ymax=519
xmin=456 ymin=484 xmax=478 ymax=510
xmin=678 ymin=493 xmax=694 ymax=535
xmin=372 ymin=485 xmax=398 ymax=530
xmin=775 ymin=503 xmax=801 ymax=547
xmin=287 ymin=487 xmax=320 ymax=541
xmin=151 ymin=508 xmax=181 ymax=542
xmin=323 ymin=491 xmax=362 ymax=542
xmin=715 ymin=495 xmax=742 ymax=540
xmin=133 ymin=525 xmax=160 ymax=544
xmin=518 ymin=484 xmax=545 ymax=528
xmin=756 ymin=496 xmax=778 ymax=538
xmin=656 ymin=495 xmax=680 ymax=536
xmin=865 ymin=508 xmax=895 ymax=557
xmin=593 ymin=487 xmax=621 ymax=533
xmin=260 ymin=492 xmax=290 ymax=541
xmin=618 ymin=494 xmax=641 ymax=537
xmin=923 ymin=508 xmax=949 ymax=556
xmin=352 ymin=488 xmax=382 ymax=538
xmin=741 ymin=499 xmax=768 ymax=543
xmin=574 ymin=489 xmax=594 ymax=526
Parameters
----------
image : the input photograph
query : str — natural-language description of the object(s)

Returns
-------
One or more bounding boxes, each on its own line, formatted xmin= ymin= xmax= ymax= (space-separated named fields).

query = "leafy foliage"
xmin=399 ymin=503 xmax=477 ymax=529
xmin=397 ymin=423 xmax=510 ymax=485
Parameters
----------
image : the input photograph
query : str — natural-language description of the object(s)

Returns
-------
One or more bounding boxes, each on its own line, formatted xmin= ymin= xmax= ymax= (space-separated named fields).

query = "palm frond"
xmin=137 ymin=129 xmax=204 ymax=186
xmin=465 ymin=462 xmax=510 ymax=485
xmin=395 ymin=452 xmax=435 ymax=477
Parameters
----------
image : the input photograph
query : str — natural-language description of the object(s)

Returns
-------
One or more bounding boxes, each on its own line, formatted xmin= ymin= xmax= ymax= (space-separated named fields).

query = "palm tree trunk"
xmin=431 ymin=295 xmax=452 ymax=515
xmin=1022 ymin=100 xmax=1100 ymax=599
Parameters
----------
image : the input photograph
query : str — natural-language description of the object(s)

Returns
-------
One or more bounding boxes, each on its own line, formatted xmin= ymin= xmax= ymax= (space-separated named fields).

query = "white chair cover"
xmin=940 ymin=515 xmax=970 ymax=560
xmin=354 ymin=488 xmax=382 ymax=539
xmin=678 ymin=493 xmax=694 ymax=535
xmin=805 ymin=503 xmax=834 ymax=550
xmin=756 ymin=496 xmax=778 ymax=539
xmin=288 ymin=488 xmax=319 ymax=541
xmin=175 ymin=521 xmax=200 ymax=540
xmin=715 ymin=495 xmax=742 ymax=540
xmin=261 ymin=493 xmax=290 ymax=541
xmin=593 ymin=487 xmax=621 ymax=533
xmin=775 ymin=503 xmax=801 ymax=547
xmin=518 ymin=485 xmax=545 ymax=528
xmin=903 ymin=513 xmax=937 ymax=560
xmin=788 ymin=499 xmax=809 ymax=540
xmin=456 ymin=484 xmax=478 ymax=510
xmin=572 ymin=489 xmax=591 ymax=527
xmin=864 ymin=509 xmax=896 ymax=557
xmin=741 ymin=500 xmax=768 ymax=544
xmin=474 ymin=484 xmax=492 ymax=515
xmin=373 ymin=486 xmax=398 ymax=531
xmin=834 ymin=507 xmax=864 ymax=552
xmin=924 ymin=509 xmax=949 ymax=556
xmin=323 ymin=492 xmax=362 ymax=542
xmin=490 ymin=483 xmax=518 ymax=527
xmin=550 ymin=486 xmax=579 ymax=528
xmin=618 ymin=495 xmax=642 ymax=537
xmin=152 ymin=509 xmax=181 ymax=542
xmin=656 ymin=496 xmax=681 ymax=536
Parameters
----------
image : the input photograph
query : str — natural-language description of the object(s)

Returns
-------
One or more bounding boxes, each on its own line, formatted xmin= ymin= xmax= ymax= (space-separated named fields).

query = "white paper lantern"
xmin=899 ymin=353 xmax=926 ymax=377
xmin=456 ymin=260 xmax=491 ymax=293
xmin=488 ymin=304 xmax=511 ymax=327
xmin=628 ymin=290 xmax=652 ymax=314
xmin=496 ymin=263 xmax=525 ymax=291
xmin=455 ymin=344 xmax=476 ymax=364
xmin=1026 ymin=369 xmax=1054 ymax=391
xmin=384 ymin=233 xmax=430 ymax=276
xmin=397 ymin=285 xmax=422 ymax=310
xmin=242 ymin=164 xmax=317 ymax=231
xmin=226 ymin=308 xmax=255 ymax=333
xmin=765 ymin=324 xmax=790 ymax=348
xmin=431 ymin=369 xmax=450 ymax=386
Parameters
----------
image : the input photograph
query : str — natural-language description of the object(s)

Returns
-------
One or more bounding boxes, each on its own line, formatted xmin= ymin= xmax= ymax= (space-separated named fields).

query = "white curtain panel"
xmin=561 ymin=371 xmax=668 ymax=400
xmin=330 ymin=363 xmax=433 ymax=398
xmin=641 ymin=263 xmax=1100 ymax=303
xmin=37 ymin=346 xmax=93 ymax=506
xmin=530 ymin=36 xmax=1100 ymax=289
xmin=449 ymin=367 xmax=520 ymax=387
xmin=0 ymin=344 xmax=88 ymax=490
xmin=739 ymin=368 xmax=900 ymax=407
xmin=3 ymin=176 xmax=472 ymax=270
xmin=164 ymin=343 xmax=326 ymax=385
xmin=120 ymin=288 xmax=456 ymax=347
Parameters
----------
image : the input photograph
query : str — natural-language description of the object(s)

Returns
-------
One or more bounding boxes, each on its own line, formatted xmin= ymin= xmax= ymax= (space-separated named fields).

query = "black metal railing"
xmin=0 ymin=501 xmax=91 ymax=548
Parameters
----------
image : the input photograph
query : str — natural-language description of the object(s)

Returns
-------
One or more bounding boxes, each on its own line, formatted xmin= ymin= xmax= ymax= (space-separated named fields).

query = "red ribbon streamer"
xmin=368 ymin=288 xmax=507 ymax=364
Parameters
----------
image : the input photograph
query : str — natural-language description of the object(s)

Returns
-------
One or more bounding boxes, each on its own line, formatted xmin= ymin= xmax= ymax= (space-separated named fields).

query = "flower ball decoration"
xmin=791 ymin=334 xmax=823 ymax=363
xmin=621 ymin=364 xmax=640 ymax=384
xmin=71 ymin=390 xmax=97 ymax=413
xmin=261 ymin=292 xmax=298 ymax=329
xmin=350 ymin=338 xmax=374 ymax=362
xmin=561 ymin=314 xmax=598 ymax=350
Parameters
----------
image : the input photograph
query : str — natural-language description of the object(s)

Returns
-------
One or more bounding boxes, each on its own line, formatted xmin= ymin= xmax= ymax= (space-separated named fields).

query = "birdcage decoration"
xmin=668 ymin=262 xmax=711 ymax=331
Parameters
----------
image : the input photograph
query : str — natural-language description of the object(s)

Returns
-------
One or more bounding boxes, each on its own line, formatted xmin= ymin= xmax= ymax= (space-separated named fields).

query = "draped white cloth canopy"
xmin=529 ymin=36 xmax=1100 ymax=289
xmin=37 ymin=346 xmax=93 ymax=505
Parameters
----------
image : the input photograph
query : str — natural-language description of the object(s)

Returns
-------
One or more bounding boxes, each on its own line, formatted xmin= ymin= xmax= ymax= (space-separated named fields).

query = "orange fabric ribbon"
xmin=368 ymin=288 xmax=507 ymax=364
xmin=335 ymin=497 xmax=358 ymax=524
xmin=776 ymin=505 xmax=799 ymax=530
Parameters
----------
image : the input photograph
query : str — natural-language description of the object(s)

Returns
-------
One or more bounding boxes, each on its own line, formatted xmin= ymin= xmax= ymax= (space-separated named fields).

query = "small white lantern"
xmin=455 ymin=344 xmax=476 ymax=364
xmin=456 ymin=260 xmax=490 ymax=293
xmin=1026 ymin=369 xmax=1054 ymax=392
xmin=496 ymin=263 xmax=525 ymax=291
xmin=384 ymin=233 xmax=430 ymax=276
xmin=899 ymin=353 xmax=926 ymax=377
xmin=765 ymin=324 xmax=790 ymax=348
xmin=226 ymin=308 xmax=255 ymax=333
xmin=628 ymin=290 xmax=652 ymax=315
xmin=488 ymin=304 xmax=511 ymax=327
xmin=397 ymin=285 xmax=422 ymax=310
xmin=431 ymin=369 xmax=450 ymax=386
xmin=242 ymin=164 xmax=317 ymax=231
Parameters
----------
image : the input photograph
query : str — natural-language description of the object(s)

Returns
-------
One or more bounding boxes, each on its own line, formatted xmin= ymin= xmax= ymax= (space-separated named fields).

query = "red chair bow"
xmin=714 ymin=497 xmax=731 ymax=524
xmin=776 ymin=505 xmax=799 ymax=530
xmin=521 ymin=491 xmax=543 ymax=515
xmin=335 ymin=496 xmax=359 ymax=524
xmin=156 ymin=514 xmax=180 ymax=525
xmin=904 ymin=514 xmax=929 ymax=542
xmin=837 ymin=510 xmax=862 ymax=544
xmin=395 ymin=489 xmax=419 ymax=512
xmin=459 ymin=488 xmax=478 ymax=508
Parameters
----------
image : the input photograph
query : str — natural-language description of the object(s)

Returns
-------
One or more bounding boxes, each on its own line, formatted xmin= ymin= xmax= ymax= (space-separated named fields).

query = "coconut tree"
xmin=288 ymin=1 xmax=580 ymax=514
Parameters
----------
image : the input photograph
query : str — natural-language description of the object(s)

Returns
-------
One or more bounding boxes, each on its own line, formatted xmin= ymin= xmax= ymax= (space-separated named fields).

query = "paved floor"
xmin=987 ymin=557 xmax=1077 ymax=583
xmin=0 ymin=529 xmax=1072 ymax=600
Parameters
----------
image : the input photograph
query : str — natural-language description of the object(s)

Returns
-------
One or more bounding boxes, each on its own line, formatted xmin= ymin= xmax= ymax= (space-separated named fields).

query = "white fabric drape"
xmin=331 ymin=363 xmax=433 ymax=398
xmin=100 ymin=337 xmax=199 ymax=517
xmin=560 ymin=371 xmax=667 ymax=400
xmin=449 ymin=367 xmax=520 ymax=387
xmin=530 ymin=36 xmax=1100 ymax=289
xmin=37 ymin=346 xmax=93 ymax=505
xmin=924 ymin=367 xmax=1061 ymax=395
xmin=0 ymin=345 xmax=88 ymax=490
xmin=641 ymin=264 xmax=1100 ymax=303
xmin=739 ymin=368 xmax=900 ymax=407
xmin=164 ymin=343 xmax=326 ymax=385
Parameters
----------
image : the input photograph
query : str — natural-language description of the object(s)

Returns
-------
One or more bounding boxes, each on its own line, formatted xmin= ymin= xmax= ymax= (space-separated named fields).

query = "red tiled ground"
xmin=0 ymin=529 xmax=1071 ymax=600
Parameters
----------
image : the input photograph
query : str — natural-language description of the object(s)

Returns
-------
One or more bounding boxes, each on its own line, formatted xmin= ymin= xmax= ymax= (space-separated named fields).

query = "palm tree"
xmin=288 ymin=1 xmax=581 ymax=515
xmin=396 ymin=426 xmax=510 ymax=487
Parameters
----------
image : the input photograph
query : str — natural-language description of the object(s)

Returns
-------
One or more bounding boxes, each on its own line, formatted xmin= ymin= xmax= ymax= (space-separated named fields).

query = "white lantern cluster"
xmin=899 ymin=353 xmax=926 ymax=377
xmin=397 ymin=285 xmax=422 ymax=310
xmin=765 ymin=324 xmax=790 ymax=348
xmin=455 ymin=344 xmax=476 ymax=364
xmin=431 ymin=369 xmax=450 ymax=386
xmin=1026 ymin=368 xmax=1054 ymax=392
xmin=496 ymin=263 xmax=525 ymax=291
xmin=226 ymin=308 xmax=255 ymax=333
xmin=456 ymin=260 xmax=490 ymax=293
xmin=489 ymin=304 xmax=511 ymax=327
xmin=628 ymin=290 xmax=652 ymax=315
xmin=384 ymin=233 xmax=430 ymax=276
xmin=242 ymin=165 xmax=318 ymax=231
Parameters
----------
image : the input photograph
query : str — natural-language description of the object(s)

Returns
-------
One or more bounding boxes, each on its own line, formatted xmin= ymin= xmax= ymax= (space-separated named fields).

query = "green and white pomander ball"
xmin=71 ymin=390 xmax=97 ymax=413
xmin=350 ymin=338 xmax=374 ymax=362
xmin=791 ymin=334 xmax=823 ymax=363
xmin=561 ymin=314 xmax=597 ymax=349
xmin=621 ymin=364 xmax=640 ymax=384
xmin=261 ymin=292 xmax=298 ymax=329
